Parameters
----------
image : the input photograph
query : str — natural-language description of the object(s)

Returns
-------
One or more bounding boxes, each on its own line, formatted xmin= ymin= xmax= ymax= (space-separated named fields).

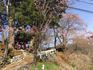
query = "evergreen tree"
xmin=14 ymin=0 xmax=70 ymax=65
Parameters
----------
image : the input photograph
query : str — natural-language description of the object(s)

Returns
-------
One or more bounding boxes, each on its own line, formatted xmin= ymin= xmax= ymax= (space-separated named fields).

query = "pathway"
xmin=1 ymin=54 xmax=33 ymax=70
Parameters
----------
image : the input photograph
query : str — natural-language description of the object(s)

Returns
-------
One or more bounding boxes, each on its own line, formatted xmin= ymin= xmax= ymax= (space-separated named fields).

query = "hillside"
xmin=0 ymin=42 xmax=93 ymax=70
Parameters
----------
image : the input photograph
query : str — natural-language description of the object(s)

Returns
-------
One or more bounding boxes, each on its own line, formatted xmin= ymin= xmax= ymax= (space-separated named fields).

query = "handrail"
xmin=38 ymin=49 xmax=56 ymax=59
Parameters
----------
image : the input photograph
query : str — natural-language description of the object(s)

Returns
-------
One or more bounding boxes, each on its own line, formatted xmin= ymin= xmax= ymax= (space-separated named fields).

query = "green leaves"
xmin=14 ymin=0 xmax=38 ymax=27
xmin=15 ymin=31 xmax=31 ymax=42
xmin=0 ymin=1 xmax=5 ymax=14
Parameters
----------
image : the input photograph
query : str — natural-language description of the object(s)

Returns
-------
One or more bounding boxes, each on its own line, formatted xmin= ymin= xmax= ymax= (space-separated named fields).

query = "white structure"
xmin=42 ymin=64 xmax=44 ymax=70
xmin=38 ymin=49 xmax=56 ymax=59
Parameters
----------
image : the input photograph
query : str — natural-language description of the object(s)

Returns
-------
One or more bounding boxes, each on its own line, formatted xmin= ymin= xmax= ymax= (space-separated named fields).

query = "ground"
xmin=1 ymin=51 xmax=93 ymax=70
xmin=0 ymin=42 xmax=93 ymax=70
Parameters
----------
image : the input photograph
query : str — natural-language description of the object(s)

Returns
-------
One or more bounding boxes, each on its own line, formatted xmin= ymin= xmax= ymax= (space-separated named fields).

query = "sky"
xmin=68 ymin=0 xmax=93 ymax=32
xmin=0 ymin=0 xmax=93 ymax=43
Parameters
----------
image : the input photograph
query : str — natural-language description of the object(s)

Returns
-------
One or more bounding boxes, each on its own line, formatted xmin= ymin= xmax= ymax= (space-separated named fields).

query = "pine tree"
xmin=14 ymin=0 xmax=70 ymax=65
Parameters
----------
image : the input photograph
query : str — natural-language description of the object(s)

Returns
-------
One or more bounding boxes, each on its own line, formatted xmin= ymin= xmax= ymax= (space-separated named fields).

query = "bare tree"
xmin=57 ymin=13 xmax=87 ymax=50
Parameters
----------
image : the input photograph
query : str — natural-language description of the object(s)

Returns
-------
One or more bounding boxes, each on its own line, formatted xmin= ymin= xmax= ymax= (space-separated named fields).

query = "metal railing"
xmin=38 ymin=49 xmax=56 ymax=59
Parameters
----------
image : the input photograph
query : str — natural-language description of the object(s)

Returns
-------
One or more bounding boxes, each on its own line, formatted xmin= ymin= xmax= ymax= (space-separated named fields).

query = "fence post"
xmin=42 ymin=64 xmax=44 ymax=70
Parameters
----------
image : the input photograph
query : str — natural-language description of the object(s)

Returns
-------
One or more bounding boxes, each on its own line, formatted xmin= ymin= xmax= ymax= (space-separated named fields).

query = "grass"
xmin=8 ymin=57 xmax=11 ymax=62
xmin=30 ymin=62 xmax=59 ymax=70
xmin=89 ymin=63 xmax=93 ymax=70
xmin=14 ymin=53 xmax=17 ymax=56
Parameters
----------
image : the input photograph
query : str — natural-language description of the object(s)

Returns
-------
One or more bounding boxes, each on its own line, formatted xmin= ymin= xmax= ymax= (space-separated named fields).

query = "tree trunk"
xmin=4 ymin=39 xmax=8 ymax=59
xmin=8 ymin=19 xmax=15 ymax=48
xmin=29 ymin=26 xmax=35 ymax=52
xmin=33 ymin=33 xmax=40 ymax=66
xmin=58 ymin=36 xmax=62 ymax=44
xmin=62 ymin=35 xmax=66 ymax=50
xmin=1 ymin=25 xmax=4 ymax=45
xmin=54 ymin=28 xmax=56 ymax=49
xmin=6 ymin=0 xmax=15 ymax=49
xmin=38 ymin=43 xmax=41 ymax=52
xmin=33 ymin=37 xmax=38 ymax=66
xmin=29 ymin=37 xmax=34 ymax=52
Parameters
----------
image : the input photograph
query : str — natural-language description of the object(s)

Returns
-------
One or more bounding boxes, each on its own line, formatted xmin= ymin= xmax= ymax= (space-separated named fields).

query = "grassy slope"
xmin=30 ymin=62 xmax=60 ymax=70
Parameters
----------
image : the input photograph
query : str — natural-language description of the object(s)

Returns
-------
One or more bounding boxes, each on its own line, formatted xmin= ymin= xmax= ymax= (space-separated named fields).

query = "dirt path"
xmin=1 ymin=54 xmax=33 ymax=70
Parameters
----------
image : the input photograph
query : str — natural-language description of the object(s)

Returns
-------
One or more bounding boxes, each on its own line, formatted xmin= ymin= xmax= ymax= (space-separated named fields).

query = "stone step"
xmin=1 ymin=54 xmax=33 ymax=70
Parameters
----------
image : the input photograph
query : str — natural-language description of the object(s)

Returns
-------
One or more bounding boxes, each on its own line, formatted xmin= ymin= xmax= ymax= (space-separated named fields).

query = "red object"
xmin=15 ymin=46 xmax=17 ymax=49
xmin=24 ymin=43 xmax=26 ymax=49
xmin=21 ymin=45 xmax=23 ymax=49
xmin=17 ymin=42 xmax=19 ymax=50
xmin=15 ymin=40 xmax=18 ymax=42
xmin=15 ymin=41 xmax=17 ymax=49
xmin=28 ymin=45 xmax=29 ymax=51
